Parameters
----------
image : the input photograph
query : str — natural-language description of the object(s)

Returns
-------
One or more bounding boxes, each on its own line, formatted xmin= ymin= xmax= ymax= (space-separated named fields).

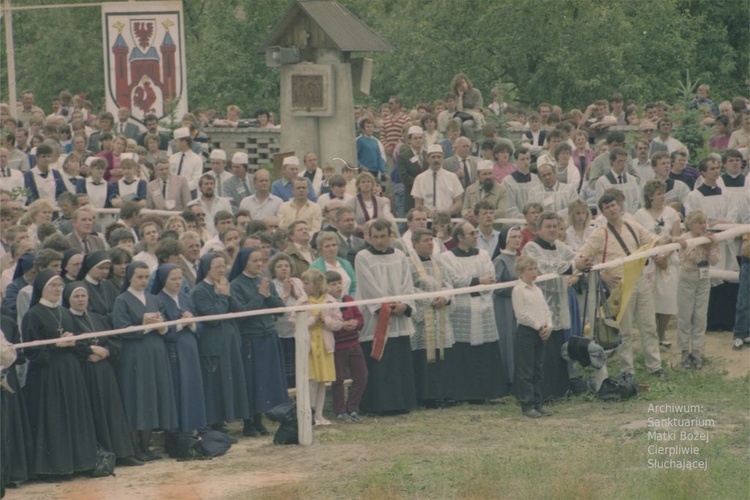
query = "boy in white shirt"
xmin=511 ymin=255 xmax=553 ymax=418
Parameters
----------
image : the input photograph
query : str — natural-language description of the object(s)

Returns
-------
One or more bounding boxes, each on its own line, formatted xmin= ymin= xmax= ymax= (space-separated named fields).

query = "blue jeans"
xmin=734 ymin=256 xmax=749 ymax=340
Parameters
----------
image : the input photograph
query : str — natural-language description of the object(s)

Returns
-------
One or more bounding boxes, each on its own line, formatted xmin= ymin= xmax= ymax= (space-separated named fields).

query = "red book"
xmin=371 ymin=302 xmax=393 ymax=361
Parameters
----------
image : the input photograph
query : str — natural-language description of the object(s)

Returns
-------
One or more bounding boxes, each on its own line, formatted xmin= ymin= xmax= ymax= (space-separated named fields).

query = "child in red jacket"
xmin=326 ymin=271 xmax=369 ymax=422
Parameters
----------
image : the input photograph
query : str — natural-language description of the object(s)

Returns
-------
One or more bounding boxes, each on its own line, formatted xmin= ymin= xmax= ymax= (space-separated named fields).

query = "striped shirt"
xmin=381 ymin=113 xmax=410 ymax=151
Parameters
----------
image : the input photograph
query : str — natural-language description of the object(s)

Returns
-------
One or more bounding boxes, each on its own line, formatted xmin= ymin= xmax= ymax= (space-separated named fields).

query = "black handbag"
xmin=266 ymin=402 xmax=299 ymax=445
xmin=168 ymin=433 xmax=206 ymax=461
xmin=91 ymin=448 xmax=116 ymax=478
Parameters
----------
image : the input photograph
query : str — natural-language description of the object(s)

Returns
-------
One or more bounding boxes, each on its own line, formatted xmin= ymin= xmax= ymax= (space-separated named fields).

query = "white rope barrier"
xmin=592 ymin=225 xmax=747 ymax=271
xmin=93 ymin=207 xmax=180 ymax=217
xmin=10 ymin=226 xmax=747 ymax=350
xmin=10 ymin=273 xmax=561 ymax=349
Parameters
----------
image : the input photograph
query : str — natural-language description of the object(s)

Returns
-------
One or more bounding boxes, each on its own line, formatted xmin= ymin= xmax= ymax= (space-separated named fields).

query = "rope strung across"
xmin=9 ymin=225 xmax=746 ymax=350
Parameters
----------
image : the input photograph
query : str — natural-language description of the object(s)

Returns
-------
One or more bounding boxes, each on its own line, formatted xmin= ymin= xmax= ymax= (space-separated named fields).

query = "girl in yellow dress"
xmin=298 ymin=269 xmax=343 ymax=425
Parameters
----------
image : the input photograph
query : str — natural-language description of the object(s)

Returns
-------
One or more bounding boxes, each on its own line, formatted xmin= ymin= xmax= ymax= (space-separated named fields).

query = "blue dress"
xmin=157 ymin=290 xmax=207 ymax=433
xmin=191 ymin=280 xmax=250 ymax=425
xmin=230 ymin=273 xmax=289 ymax=413
xmin=112 ymin=291 xmax=178 ymax=431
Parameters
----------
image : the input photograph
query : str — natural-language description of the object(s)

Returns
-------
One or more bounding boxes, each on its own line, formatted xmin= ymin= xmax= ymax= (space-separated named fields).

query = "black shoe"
xmin=522 ymin=408 xmax=542 ymax=418
xmin=253 ymin=415 xmax=270 ymax=436
xmin=139 ymin=445 xmax=162 ymax=462
xmin=211 ymin=422 xmax=229 ymax=433
xmin=651 ymin=369 xmax=666 ymax=377
xmin=117 ymin=456 xmax=145 ymax=467
xmin=134 ymin=449 xmax=150 ymax=462
xmin=243 ymin=419 xmax=260 ymax=437
xmin=535 ymin=406 xmax=554 ymax=417
xmin=733 ymin=338 xmax=744 ymax=350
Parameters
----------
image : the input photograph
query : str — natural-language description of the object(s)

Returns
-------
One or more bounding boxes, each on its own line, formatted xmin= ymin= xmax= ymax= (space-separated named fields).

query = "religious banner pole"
xmin=3 ymin=0 xmax=17 ymax=118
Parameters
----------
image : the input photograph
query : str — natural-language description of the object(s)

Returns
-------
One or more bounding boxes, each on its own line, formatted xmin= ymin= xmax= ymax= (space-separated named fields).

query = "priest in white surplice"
xmin=355 ymin=219 xmax=416 ymax=413
xmin=440 ymin=221 xmax=508 ymax=401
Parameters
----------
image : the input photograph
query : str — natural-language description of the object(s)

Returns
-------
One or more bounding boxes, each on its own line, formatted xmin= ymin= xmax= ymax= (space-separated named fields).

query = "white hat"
xmin=426 ymin=144 xmax=443 ymax=156
xmin=231 ymin=151 xmax=248 ymax=164
xmin=173 ymin=127 xmax=190 ymax=140
xmin=476 ymin=159 xmax=493 ymax=171
xmin=536 ymin=159 xmax=555 ymax=172
xmin=210 ymin=149 xmax=227 ymax=161
xmin=408 ymin=125 xmax=423 ymax=136
xmin=283 ymin=155 xmax=300 ymax=166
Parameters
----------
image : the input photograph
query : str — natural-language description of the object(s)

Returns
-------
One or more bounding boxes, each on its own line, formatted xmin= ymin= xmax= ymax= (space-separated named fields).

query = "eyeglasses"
xmin=642 ymin=129 xmax=655 ymax=133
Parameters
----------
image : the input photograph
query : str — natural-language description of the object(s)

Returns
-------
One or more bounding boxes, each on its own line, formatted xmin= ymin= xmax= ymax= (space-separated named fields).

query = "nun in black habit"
xmin=229 ymin=247 xmax=289 ymax=437
xmin=60 ymin=248 xmax=83 ymax=284
xmin=112 ymin=261 xmax=177 ymax=461
xmin=153 ymin=264 xmax=207 ymax=434
xmin=63 ymin=282 xmax=141 ymax=466
xmin=0 ymin=316 xmax=34 ymax=487
xmin=190 ymin=253 xmax=250 ymax=430
xmin=1 ymin=252 xmax=34 ymax=319
xmin=76 ymin=250 xmax=119 ymax=327
xmin=21 ymin=269 xmax=98 ymax=478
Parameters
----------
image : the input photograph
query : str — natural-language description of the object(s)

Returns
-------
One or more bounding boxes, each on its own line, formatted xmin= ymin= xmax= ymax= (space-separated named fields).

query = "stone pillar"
xmin=279 ymin=50 xmax=356 ymax=173
xmin=317 ymin=50 xmax=356 ymax=171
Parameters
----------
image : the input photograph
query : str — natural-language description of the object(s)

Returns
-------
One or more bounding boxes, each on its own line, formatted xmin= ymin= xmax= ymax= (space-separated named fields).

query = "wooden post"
xmin=294 ymin=310 xmax=313 ymax=445
xmin=3 ymin=0 xmax=17 ymax=117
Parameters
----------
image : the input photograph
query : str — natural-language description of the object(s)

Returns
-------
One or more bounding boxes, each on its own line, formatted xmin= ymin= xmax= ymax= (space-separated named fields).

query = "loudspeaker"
xmin=350 ymin=58 xmax=373 ymax=97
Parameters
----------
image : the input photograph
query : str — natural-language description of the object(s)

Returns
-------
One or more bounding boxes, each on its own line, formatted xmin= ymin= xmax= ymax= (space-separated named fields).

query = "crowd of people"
xmin=0 ymin=81 xmax=748 ymax=489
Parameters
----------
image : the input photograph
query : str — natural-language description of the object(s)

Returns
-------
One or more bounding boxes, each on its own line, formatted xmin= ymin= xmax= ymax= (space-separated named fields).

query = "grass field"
xmin=253 ymin=365 xmax=748 ymax=499
xmin=15 ymin=330 xmax=750 ymax=500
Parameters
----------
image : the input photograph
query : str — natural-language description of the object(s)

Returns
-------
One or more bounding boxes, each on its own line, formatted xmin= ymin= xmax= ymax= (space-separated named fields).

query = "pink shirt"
xmin=492 ymin=162 xmax=516 ymax=184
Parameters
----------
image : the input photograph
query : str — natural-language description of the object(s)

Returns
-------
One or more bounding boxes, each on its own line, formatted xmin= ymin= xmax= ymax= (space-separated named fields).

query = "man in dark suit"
xmin=396 ymin=125 xmax=427 ymax=213
xmin=137 ymin=113 xmax=170 ymax=150
xmin=65 ymin=206 xmax=107 ymax=254
xmin=332 ymin=206 xmax=365 ymax=266
xmin=442 ymin=136 xmax=479 ymax=190
xmin=223 ymin=152 xmax=254 ymax=209
xmin=87 ymin=112 xmax=115 ymax=153
xmin=115 ymin=107 xmax=142 ymax=141
xmin=146 ymin=158 xmax=193 ymax=211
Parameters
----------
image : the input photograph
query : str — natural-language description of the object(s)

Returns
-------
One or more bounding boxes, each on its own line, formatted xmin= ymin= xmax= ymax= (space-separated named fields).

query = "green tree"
xmin=1 ymin=0 xmax=747 ymax=117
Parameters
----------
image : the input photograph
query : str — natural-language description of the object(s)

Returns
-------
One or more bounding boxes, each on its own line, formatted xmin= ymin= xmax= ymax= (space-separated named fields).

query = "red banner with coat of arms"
xmin=101 ymin=1 xmax=188 ymax=125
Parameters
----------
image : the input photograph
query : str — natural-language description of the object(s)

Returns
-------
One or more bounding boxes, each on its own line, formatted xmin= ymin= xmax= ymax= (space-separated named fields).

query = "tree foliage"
xmin=1 ymin=0 xmax=747 ymax=115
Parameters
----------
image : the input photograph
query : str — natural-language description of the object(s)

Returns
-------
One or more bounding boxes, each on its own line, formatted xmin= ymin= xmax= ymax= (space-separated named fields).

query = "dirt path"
xmin=660 ymin=329 xmax=749 ymax=379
